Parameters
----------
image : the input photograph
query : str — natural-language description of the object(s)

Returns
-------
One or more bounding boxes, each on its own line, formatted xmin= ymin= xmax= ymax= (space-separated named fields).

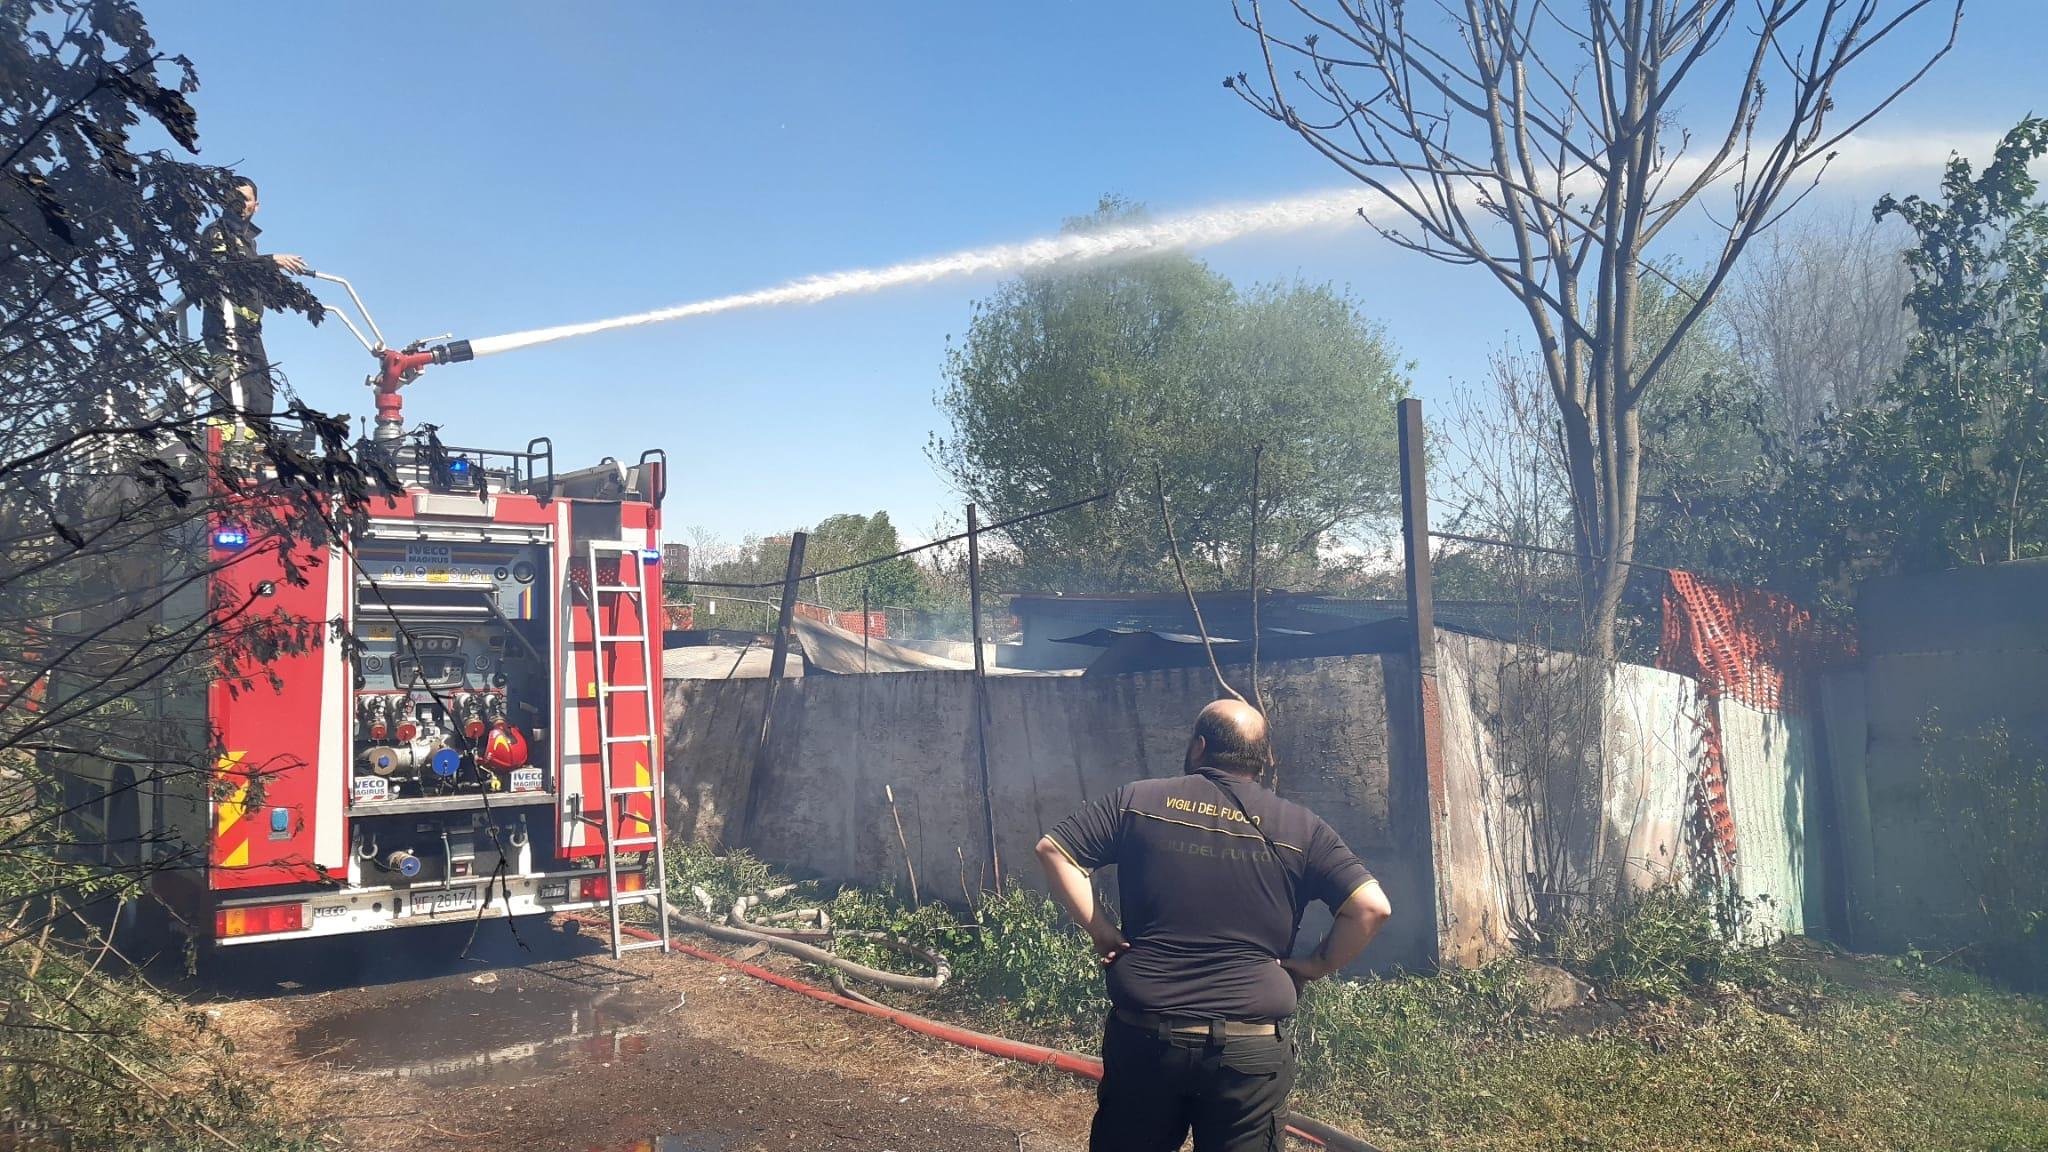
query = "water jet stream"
xmin=463 ymin=133 xmax=1979 ymax=361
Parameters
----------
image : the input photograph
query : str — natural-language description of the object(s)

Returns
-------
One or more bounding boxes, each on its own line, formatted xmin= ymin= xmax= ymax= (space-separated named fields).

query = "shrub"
xmin=0 ymin=850 xmax=317 ymax=1148
xmin=667 ymin=841 xmax=791 ymax=917
xmin=829 ymin=883 xmax=1108 ymax=1033
xmin=1549 ymin=886 xmax=1779 ymax=1001
xmin=663 ymin=844 xmax=1109 ymax=1033
xmin=952 ymin=885 xmax=1110 ymax=1028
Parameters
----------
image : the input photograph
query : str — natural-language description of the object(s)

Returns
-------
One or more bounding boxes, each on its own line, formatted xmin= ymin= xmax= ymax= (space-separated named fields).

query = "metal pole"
xmin=767 ymin=533 xmax=807 ymax=683
xmin=967 ymin=504 xmax=1001 ymax=891
xmin=862 ymin=584 xmax=871 ymax=674
xmin=1399 ymin=402 xmax=1436 ymax=678
xmin=1398 ymin=398 xmax=1453 ymax=965
xmin=968 ymin=506 xmax=985 ymax=670
xmin=738 ymin=531 xmax=807 ymax=843
xmin=1249 ymin=446 xmax=1261 ymax=693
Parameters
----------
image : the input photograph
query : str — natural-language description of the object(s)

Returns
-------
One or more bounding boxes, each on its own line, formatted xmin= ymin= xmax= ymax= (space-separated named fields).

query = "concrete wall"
xmin=1821 ymin=668 xmax=1882 ymax=945
xmin=1820 ymin=562 xmax=2048 ymax=950
xmin=668 ymin=633 xmax=1819 ymax=971
xmin=665 ymin=654 xmax=1439 ymax=971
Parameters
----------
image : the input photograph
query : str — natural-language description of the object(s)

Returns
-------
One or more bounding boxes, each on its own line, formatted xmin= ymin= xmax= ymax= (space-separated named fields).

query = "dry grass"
xmin=1287 ymin=946 xmax=2048 ymax=1152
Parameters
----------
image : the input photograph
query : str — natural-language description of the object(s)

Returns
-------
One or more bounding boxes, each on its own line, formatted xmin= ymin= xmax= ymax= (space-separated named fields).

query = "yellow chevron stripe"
xmin=214 ymin=752 xmax=250 ymax=839
xmin=630 ymin=760 xmax=652 ymax=836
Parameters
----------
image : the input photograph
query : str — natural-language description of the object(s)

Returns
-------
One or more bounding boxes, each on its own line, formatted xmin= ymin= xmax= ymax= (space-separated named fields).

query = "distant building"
xmin=663 ymin=542 xmax=690 ymax=582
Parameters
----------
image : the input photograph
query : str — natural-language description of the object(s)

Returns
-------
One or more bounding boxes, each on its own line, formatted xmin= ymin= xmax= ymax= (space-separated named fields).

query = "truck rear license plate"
xmin=410 ymin=887 xmax=479 ymax=917
xmin=540 ymin=881 xmax=569 ymax=900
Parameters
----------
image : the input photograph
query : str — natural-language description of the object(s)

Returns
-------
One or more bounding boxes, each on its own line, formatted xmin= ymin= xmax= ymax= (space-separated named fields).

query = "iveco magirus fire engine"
xmin=48 ymin=273 xmax=674 ymax=959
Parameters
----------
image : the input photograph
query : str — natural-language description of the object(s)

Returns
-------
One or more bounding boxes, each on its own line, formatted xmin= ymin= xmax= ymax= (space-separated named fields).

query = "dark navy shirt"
xmin=1048 ymin=767 xmax=1374 ymax=1021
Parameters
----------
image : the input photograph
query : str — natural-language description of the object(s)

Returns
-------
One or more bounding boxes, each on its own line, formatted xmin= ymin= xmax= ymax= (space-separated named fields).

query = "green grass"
xmin=668 ymin=845 xmax=2048 ymax=1152
xmin=1289 ymin=954 xmax=2048 ymax=1151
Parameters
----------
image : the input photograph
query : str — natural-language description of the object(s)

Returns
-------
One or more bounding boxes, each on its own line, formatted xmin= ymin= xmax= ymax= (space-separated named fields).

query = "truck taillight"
xmin=579 ymin=872 xmax=646 ymax=902
xmin=215 ymin=902 xmax=307 ymax=939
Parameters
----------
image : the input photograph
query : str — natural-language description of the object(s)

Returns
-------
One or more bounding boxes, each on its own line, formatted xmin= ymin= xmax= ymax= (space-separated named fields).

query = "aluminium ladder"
xmin=585 ymin=540 xmax=672 ymax=959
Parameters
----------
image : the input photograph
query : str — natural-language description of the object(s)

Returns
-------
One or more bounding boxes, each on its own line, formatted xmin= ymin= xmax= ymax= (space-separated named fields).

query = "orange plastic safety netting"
xmin=1658 ymin=570 xmax=1856 ymax=714
xmin=1684 ymin=696 xmax=1742 ymax=891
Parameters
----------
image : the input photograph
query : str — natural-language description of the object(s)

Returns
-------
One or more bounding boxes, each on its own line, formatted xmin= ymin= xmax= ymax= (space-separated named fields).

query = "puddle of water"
xmin=293 ymin=968 xmax=680 ymax=1086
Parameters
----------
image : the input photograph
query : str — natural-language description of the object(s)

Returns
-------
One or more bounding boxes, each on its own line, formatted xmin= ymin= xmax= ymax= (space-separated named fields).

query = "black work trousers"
xmin=1090 ymin=1014 xmax=1297 ymax=1152
xmin=205 ymin=326 xmax=274 ymax=419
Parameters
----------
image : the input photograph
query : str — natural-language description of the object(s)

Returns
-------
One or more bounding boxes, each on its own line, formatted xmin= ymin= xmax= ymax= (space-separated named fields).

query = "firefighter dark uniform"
xmin=1047 ymin=768 xmax=1374 ymax=1152
xmin=199 ymin=215 xmax=276 ymax=419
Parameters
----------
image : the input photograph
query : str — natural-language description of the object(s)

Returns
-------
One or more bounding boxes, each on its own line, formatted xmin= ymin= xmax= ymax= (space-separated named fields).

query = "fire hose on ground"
xmin=576 ymin=884 xmax=1384 ymax=1152
xmin=665 ymin=883 xmax=953 ymax=995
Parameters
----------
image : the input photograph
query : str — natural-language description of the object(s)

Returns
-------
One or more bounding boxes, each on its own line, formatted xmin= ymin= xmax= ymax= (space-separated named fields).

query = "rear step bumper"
xmin=211 ymin=869 xmax=640 ymax=946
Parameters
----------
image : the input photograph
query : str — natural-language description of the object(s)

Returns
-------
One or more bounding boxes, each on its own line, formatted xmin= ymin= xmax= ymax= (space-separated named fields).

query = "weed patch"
xmin=829 ymin=884 xmax=1109 ymax=1039
xmin=1291 ymin=956 xmax=2048 ymax=1152
xmin=667 ymin=841 xmax=792 ymax=916
xmin=1548 ymin=886 xmax=1782 ymax=1001
xmin=0 ymin=910 xmax=321 ymax=1150
xmin=659 ymin=845 xmax=2047 ymax=1150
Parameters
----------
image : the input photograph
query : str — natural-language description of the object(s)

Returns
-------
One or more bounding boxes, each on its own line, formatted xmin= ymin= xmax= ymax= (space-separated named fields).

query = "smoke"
xmin=464 ymin=132 xmax=1984 ymax=360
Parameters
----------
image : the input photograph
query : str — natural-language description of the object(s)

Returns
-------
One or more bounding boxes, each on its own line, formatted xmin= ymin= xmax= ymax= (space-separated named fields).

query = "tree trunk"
xmin=1559 ymin=396 xmax=1601 ymax=633
xmin=1560 ymin=361 xmax=1640 ymax=660
xmin=1590 ymin=403 xmax=1641 ymax=659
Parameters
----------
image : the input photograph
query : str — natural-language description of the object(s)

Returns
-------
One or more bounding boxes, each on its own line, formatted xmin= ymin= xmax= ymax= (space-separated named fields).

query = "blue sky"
xmin=144 ymin=1 xmax=2044 ymax=547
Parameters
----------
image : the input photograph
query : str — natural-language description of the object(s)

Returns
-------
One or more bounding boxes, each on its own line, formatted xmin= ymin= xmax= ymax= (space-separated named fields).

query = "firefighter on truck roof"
xmin=199 ymin=175 xmax=306 ymax=421
xmin=1036 ymin=698 xmax=1394 ymax=1152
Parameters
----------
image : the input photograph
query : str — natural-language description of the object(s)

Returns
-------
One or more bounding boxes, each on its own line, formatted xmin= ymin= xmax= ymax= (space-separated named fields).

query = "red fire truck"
xmin=47 ymin=274 xmax=673 ymax=960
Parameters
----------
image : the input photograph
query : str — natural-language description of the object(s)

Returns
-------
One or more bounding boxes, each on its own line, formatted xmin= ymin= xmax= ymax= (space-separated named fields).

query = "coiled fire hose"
xmin=603 ymin=881 xmax=1382 ymax=1152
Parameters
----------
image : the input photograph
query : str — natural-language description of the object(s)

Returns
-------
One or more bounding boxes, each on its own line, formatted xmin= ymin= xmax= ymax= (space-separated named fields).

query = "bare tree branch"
xmin=1235 ymin=0 xmax=1960 ymax=652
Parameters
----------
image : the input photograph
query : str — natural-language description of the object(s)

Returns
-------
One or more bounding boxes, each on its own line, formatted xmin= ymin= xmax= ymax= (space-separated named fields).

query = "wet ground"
xmin=290 ymin=962 xmax=683 ymax=1084
xmin=198 ymin=919 xmax=1093 ymax=1152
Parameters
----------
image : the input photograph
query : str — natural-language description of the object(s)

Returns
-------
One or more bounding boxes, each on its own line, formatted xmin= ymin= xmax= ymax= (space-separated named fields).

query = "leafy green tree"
xmin=932 ymin=203 xmax=1409 ymax=592
xmin=1630 ymin=283 xmax=1774 ymax=583
xmin=1683 ymin=121 xmax=2048 ymax=607
xmin=1852 ymin=119 xmax=2048 ymax=573
xmin=805 ymin=511 xmax=925 ymax=609
xmin=687 ymin=511 xmax=963 ymax=634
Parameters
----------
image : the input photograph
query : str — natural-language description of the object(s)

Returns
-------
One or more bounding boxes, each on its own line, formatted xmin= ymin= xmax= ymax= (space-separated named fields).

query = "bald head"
xmin=1185 ymin=699 xmax=1270 ymax=777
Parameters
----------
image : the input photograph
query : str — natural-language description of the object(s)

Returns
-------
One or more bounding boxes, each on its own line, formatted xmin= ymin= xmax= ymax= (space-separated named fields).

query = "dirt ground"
xmin=199 ymin=921 xmax=1097 ymax=1152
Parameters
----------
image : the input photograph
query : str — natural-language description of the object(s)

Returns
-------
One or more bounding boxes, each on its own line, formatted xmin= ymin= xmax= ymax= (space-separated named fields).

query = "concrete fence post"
xmin=1398 ymin=398 xmax=1457 ymax=967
